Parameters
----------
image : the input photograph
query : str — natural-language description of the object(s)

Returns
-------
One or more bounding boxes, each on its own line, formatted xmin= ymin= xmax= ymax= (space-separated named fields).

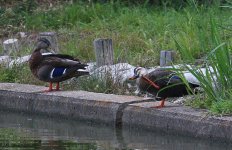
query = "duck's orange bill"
xmin=129 ymin=76 xmax=137 ymax=80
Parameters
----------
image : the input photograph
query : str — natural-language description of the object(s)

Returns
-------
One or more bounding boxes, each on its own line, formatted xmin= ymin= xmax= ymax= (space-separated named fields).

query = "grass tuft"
xmin=175 ymin=15 xmax=232 ymax=115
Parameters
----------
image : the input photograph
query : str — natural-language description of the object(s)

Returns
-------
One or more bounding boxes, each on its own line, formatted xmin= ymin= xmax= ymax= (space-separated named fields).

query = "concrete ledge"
xmin=123 ymin=105 xmax=232 ymax=142
xmin=0 ymin=83 xmax=232 ymax=142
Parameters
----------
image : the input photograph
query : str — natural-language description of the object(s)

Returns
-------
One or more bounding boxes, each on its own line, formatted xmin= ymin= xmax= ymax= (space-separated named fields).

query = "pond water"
xmin=0 ymin=111 xmax=230 ymax=150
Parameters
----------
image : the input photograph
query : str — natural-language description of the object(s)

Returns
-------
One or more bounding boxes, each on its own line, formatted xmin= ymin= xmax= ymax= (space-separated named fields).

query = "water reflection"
xmin=0 ymin=111 xmax=230 ymax=150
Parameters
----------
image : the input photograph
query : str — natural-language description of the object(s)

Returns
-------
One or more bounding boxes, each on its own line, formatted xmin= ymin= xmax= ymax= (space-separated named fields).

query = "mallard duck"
xmin=29 ymin=38 xmax=89 ymax=92
xmin=129 ymin=67 xmax=199 ymax=108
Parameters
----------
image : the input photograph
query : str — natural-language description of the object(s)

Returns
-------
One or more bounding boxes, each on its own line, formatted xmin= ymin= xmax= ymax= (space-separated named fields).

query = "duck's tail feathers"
xmin=73 ymin=63 xmax=89 ymax=76
xmin=188 ymin=82 xmax=203 ymax=94
xmin=76 ymin=70 xmax=90 ymax=76
xmin=189 ymin=82 xmax=200 ymax=88
xmin=75 ymin=63 xmax=88 ymax=70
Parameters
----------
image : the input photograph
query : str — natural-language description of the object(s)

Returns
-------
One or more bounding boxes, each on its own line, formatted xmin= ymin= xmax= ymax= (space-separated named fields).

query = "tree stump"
xmin=3 ymin=39 xmax=19 ymax=55
xmin=160 ymin=50 xmax=175 ymax=66
xmin=94 ymin=38 xmax=114 ymax=67
xmin=39 ymin=32 xmax=59 ymax=52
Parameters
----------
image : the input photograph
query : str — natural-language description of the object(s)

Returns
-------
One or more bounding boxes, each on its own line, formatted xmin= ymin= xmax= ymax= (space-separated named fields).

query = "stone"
xmin=0 ymin=55 xmax=11 ymax=66
xmin=3 ymin=39 xmax=19 ymax=55
xmin=9 ymin=55 xmax=31 ymax=68
xmin=18 ymin=32 xmax=27 ymax=38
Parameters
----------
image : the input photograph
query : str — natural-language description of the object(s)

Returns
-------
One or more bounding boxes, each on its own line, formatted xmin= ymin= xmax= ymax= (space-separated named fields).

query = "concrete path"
xmin=0 ymin=83 xmax=231 ymax=142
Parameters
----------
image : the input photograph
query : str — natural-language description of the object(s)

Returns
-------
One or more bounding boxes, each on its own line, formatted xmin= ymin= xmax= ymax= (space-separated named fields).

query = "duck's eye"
xmin=134 ymin=68 xmax=142 ymax=76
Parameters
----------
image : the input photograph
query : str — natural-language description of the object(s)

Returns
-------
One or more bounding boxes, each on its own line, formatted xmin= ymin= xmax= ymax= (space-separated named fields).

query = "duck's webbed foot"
xmin=151 ymin=99 xmax=165 ymax=108
xmin=44 ymin=82 xmax=61 ymax=92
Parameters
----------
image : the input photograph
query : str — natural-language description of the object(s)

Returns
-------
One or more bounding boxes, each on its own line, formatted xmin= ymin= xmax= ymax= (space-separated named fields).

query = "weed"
xmin=175 ymin=15 xmax=232 ymax=115
xmin=0 ymin=64 xmax=44 ymax=86
xmin=63 ymin=73 xmax=130 ymax=95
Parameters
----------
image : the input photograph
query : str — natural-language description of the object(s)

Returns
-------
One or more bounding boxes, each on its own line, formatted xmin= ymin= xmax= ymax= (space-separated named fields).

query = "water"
xmin=0 ymin=111 xmax=230 ymax=150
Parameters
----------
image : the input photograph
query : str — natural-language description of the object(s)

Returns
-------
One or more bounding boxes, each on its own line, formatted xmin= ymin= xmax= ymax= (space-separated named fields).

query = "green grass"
xmin=175 ymin=14 xmax=232 ymax=115
xmin=0 ymin=63 xmax=45 ymax=86
xmin=1 ymin=1 xmax=231 ymax=65
xmin=64 ymin=75 xmax=130 ymax=95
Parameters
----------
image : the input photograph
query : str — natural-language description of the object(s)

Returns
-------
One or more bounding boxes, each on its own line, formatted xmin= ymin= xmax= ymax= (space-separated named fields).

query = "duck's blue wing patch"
xmin=166 ymin=75 xmax=181 ymax=85
xmin=171 ymin=75 xmax=181 ymax=80
xmin=51 ymin=67 xmax=66 ymax=78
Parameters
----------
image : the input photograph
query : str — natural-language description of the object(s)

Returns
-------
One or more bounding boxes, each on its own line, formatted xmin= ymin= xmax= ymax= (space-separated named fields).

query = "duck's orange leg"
xmin=55 ymin=82 xmax=60 ymax=91
xmin=151 ymin=99 xmax=165 ymax=108
xmin=44 ymin=82 xmax=53 ymax=92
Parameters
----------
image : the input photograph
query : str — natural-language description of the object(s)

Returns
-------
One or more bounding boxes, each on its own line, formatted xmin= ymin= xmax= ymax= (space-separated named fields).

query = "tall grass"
xmin=2 ymin=2 xmax=226 ymax=65
xmin=64 ymin=74 xmax=130 ymax=95
xmin=175 ymin=15 xmax=232 ymax=114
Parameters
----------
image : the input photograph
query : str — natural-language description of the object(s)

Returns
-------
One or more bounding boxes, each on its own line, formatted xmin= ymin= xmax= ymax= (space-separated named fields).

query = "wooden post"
xmin=3 ymin=39 xmax=19 ymax=55
xmin=39 ymin=32 xmax=59 ymax=52
xmin=160 ymin=50 xmax=175 ymax=66
xmin=94 ymin=38 xmax=114 ymax=67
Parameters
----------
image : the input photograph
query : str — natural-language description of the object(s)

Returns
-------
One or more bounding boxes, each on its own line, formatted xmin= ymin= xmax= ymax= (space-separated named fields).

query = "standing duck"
xmin=29 ymin=38 xmax=89 ymax=92
xmin=129 ymin=67 xmax=199 ymax=108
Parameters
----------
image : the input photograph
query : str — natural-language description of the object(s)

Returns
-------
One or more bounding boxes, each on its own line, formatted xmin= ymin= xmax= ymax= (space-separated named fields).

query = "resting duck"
xmin=129 ymin=67 xmax=199 ymax=108
xmin=29 ymin=38 xmax=89 ymax=92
